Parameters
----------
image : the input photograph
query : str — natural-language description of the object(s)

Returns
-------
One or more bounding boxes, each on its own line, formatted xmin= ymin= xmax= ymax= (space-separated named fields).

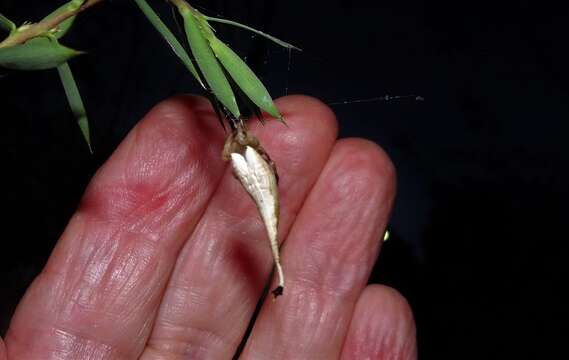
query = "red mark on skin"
xmin=76 ymin=96 xmax=226 ymax=225
xmin=78 ymin=181 xmax=170 ymax=224
xmin=228 ymin=237 xmax=267 ymax=297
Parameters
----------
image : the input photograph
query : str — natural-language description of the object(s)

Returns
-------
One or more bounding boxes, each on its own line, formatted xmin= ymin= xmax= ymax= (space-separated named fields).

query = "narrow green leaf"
xmin=43 ymin=0 xmax=86 ymax=39
xmin=0 ymin=37 xmax=83 ymax=70
xmin=204 ymin=16 xmax=301 ymax=51
xmin=57 ymin=61 xmax=92 ymax=152
xmin=180 ymin=7 xmax=240 ymax=118
xmin=133 ymin=0 xmax=204 ymax=88
xmin=209 ymin=36 xmax=282 ymax=120
xmin=0 ymin=13 xmax=16 ymax=33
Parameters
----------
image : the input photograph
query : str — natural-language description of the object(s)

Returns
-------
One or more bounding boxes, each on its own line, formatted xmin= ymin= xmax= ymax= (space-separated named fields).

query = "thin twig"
xmin=0 ymin=0 xmax=104 ymax=49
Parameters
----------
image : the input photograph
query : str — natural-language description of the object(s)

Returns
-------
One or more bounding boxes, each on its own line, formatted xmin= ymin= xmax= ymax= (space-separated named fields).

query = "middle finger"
xmin=142 ymin=96 xmax=338 ymax=359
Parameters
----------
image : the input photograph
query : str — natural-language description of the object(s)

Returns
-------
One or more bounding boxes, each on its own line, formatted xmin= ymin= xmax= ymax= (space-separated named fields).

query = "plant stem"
xmin=0 ymin=0 xmax=104 ymax=49
xmin=168 ymin=0 xmax=191 ymax=11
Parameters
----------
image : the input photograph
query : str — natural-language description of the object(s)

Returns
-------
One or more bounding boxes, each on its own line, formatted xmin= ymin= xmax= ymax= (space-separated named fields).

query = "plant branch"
xmin=0 ymin=0 xmax=104 ymax=49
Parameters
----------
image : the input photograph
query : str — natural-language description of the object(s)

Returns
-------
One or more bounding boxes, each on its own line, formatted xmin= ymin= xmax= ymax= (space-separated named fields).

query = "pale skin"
xmin=0 ymin=95 xmax=417 ymax=359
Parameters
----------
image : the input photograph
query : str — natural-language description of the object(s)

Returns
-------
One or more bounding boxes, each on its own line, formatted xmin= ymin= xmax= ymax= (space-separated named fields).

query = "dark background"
xmin=1 ymin=0 xmax=567 ymax=358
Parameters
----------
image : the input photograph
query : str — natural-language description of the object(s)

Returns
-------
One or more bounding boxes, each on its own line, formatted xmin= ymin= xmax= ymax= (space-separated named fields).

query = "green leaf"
xmin=0 ymin=13 xmax=16 ymax=33
xmin=57 ymin=61 xmax=92 ymax=152
xmin=209 ymin=36 xmax=282 ymax=120
xmin=204 ymin=16 xmax=301 ymax=51
xmin=43 ymin=0 xmax=86 ymax=39
xmin=0 ymin=37 xmax=83 ymax=70
xmin=133 ymin=0 xmax=204 ymax=88
xmin=180 ymin=7 xmax=240 ymax=118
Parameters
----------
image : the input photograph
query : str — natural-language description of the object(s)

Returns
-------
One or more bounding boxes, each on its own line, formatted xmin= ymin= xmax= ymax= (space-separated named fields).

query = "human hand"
xmin=0 ymin=96 xmax=416 ymax=359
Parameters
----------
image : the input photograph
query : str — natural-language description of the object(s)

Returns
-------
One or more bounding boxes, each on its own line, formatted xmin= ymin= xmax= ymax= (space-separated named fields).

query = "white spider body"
xmin=230 ymin=146 xmax=284 ymax=296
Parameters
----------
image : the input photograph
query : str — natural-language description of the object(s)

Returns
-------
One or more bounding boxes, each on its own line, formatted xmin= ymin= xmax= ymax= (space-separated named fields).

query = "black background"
xmin=1 ymin=0 xmax=568 ymax=358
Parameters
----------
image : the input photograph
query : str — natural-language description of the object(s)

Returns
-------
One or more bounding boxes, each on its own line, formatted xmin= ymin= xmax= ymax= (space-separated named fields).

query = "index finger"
xmin=4 ymin=96 xmax=227 ymax=359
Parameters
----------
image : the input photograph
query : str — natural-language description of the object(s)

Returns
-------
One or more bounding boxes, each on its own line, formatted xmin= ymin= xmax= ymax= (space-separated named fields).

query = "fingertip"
xmin=276 ymin=138 xmax=397 ymax=293
xmin=145 ymin=95 xmax=213 ymax=121
xmin=359 ymin=284 xmax=415 ymax=331
xmin=138 ymin=94 xmax=220 ymax=144
xmin=320 ymin=139 xmax=397 ymax=224
xmin=256 ymin=95 xmax=339 ymax=146
xmin=342 ymin=284 xmax=417 ymax=360
xmin=79 ymin=94 xmax=226 ymax=223
xmin=247 ymin=96 xmax=339 ymax=182
xmin=275 ymin=95 xmax=337 ymax=123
